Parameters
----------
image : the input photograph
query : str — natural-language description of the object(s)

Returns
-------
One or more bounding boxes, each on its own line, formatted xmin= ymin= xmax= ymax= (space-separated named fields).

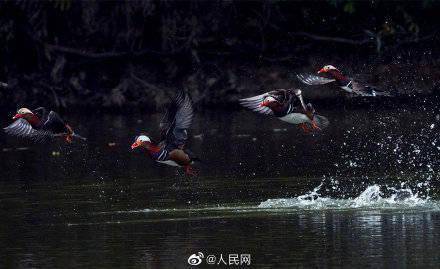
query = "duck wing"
xmin=239 ymin=93 xmax=274 ymax=115
xmin=32 ymin=107 xmax=49 ymax=122
xmin=41 ymin=111 xmax=70 ymax=134
xmin=4 ymin=118 xmax=54 ymax=142
xmin=160 ymin=90 xmax=194 ymax=149
xmin=296 ymin=74 xmax=336 ymax=85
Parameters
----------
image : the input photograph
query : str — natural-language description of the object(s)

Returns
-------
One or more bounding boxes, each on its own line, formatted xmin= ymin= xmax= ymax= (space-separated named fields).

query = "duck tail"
xmin=373 ymin=90 xmax=393 ymax=97
xmin=187 ymin=151 xmax=204 ymax=164
xmin=365 ymin=86 xmax=393 ymax=97
xmin=72 ymin=132 xmax=87 ymax=141
xmin=313 ymin=115 xmax=330 ymax=130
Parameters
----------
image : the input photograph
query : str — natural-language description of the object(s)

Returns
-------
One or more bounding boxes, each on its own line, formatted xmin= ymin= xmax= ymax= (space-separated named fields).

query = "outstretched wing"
xmin=160 ymin=90 xmax=194 ymax=148
xmin=296 ymin=74 xmax=335 ymax=85
xmin=4 ymin=119 xmax=54 ymax=143
xmin=239 ymin=93 xmax=274 ymax=115
xmin=33 ymin=107 xmax=49 ymax=122
xmin=42 ymin=111 xmax=69 ymax=134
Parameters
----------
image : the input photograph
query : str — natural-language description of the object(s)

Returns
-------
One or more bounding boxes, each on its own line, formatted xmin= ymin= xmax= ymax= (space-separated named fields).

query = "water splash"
xmin=90 ymin=178 xmax=438 ymax=227
xmin=258 ymin=182 xmax=437 ymax=211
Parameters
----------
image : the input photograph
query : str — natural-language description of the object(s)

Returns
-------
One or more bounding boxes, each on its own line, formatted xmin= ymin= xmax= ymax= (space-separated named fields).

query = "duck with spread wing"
xmin=131 ymin=90 xmax=199 ymax=175
xmin=4 ymin=107 xmax=86 ymax=143
xmin=239 ymin=88 xmax=329 ymax=132
xmin=297 ymin=65 xmax=392 ymax=97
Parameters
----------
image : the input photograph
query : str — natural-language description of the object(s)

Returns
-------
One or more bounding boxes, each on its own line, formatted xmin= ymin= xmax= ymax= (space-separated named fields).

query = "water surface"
xmin=1 ymin=107 xmax=440 ymax=268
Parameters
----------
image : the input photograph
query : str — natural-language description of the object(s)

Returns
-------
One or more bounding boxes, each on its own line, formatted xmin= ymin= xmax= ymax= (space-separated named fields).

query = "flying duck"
xmin=131 ymin=90 xmax=199 ymax=175
xmin=239 ymin=89 xmax=329 ymax=132
xmin=297 ymin=65 xmax=391 ymax=97
xmin=4 ymin=107 xmax=86 ymax=143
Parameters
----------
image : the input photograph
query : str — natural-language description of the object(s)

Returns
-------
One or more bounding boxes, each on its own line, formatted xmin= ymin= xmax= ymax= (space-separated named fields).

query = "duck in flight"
xmin=239 ymin=88 xmax=329 ymax=132
xmin=4 ymin=107 xmax=86 ymax=143
xmin=131 ymin=90 xmax=199 ymax=175
xmin=297 ymin=65 xmax=392 ymax=97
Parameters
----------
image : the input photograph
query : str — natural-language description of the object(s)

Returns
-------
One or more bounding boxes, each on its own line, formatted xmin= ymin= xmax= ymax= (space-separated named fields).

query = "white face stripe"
xmin=323 ymin=65 xmax=337 ymax=70
xmin=265 ymin=96 xmax=276 ymax=102
xmin=17 ymin=108 xmax=33 ymax=114
xmin=137 ymin=135 xmax=151 ymax=143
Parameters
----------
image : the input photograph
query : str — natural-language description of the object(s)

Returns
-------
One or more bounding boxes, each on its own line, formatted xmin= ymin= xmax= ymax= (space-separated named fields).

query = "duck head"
xmin=131 ymin=135 xmax=152 ymax=150
xmin=318 ymin=65 xmax=348 ymax=82
xmin=13 ymin=108 xmax=33 ymax=120
xmin=260 ymin=96 xmax=279 ymax=107
xmin=318 ymin=65 xmax=340 ymax=74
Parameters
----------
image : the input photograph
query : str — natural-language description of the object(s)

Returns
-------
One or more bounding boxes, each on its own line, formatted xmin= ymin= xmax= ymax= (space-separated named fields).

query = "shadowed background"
xmin=0 ymin=0 xmax=438 ymax=111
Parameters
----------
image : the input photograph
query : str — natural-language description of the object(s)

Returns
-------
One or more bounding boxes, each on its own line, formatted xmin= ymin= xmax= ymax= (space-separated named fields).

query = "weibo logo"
xmin=187 ymin=252 xmax=204 ymax=266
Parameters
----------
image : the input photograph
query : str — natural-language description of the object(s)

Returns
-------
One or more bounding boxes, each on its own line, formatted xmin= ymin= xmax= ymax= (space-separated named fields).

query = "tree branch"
xmin=44 ymin=43 xmax=166 ymax=59
xmin=290 ymin=32 xmax=372 ymax=45
xmin=130 ymin=73 xmax=168 ymax=92
xmin=392 ymin=33 xmax=438 ymax=48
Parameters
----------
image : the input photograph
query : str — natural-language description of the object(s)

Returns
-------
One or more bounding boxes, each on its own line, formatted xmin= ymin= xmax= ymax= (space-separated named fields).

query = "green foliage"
xmin=343 ymin=1 xmax=355 ymax=14
xmin=51 ymin=0 xmax=71 ymax=12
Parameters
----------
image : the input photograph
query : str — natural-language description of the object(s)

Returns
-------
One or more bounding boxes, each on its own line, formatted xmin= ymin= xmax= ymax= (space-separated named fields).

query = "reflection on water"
xmin=1 ymin=107 xmax=440 ymax=267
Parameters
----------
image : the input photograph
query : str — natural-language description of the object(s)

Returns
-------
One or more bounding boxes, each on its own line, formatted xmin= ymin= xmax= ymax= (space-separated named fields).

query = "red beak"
xmin=131 ymin=141 xmax=140 ymax=149
xmin=260 ymin=101 xmax=269 ymax=107
xmin=12 ymin=114 xmax=21 ymax=120
xmin=317 ymin=68 xmax=325 ymax=74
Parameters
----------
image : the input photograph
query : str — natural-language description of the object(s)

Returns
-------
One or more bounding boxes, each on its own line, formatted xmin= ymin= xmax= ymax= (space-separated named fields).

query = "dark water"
xmin=1 ymin=107 xmax=440 ymax=268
